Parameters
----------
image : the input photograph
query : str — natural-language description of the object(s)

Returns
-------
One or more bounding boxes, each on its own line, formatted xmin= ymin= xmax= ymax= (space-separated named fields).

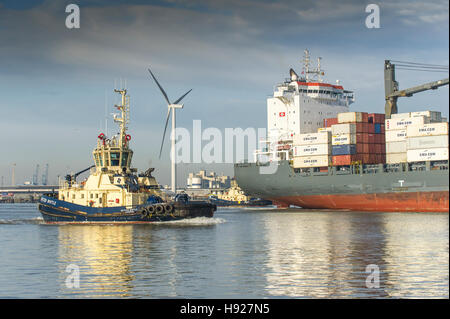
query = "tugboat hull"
xmin=38 ymin=195 xmax=216 ymax=224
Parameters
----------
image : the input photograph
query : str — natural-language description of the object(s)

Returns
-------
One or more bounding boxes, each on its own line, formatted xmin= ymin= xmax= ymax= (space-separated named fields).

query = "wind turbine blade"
xmin=173 ymin=89 xmax=192 ymax=104
xmin=159 ymin=109 xmax=171 ymax=159
xmin=148 ymin=68 xmax=171 ymax=105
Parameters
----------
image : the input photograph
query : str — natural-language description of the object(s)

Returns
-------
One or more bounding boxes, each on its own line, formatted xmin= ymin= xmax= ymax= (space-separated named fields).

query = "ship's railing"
xmin=290 ymin=160 xmax=449 ymax=176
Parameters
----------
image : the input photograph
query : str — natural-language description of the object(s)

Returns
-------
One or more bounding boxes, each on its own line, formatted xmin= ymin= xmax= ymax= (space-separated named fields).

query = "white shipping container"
xmin=406 ymin=122 xmax=448 ymax=137
xmin=385 ymin=130 xmax=407 ymax=142
xmin=407 ymin=148 xmax=449 ymax=162
xmin=407 ymin=135 xmax=449 ymax=150
xmin=390 ymin=112 xmax=411 ymax=119
xmin=410 ymin=111 xmax=442 ymax=122
xmin=293 ymin=155 xmax=331 ymax=168
xmin=293 ymin=132 xmax=331 ymax=146
xmin=294 ymin=144 xmax=332 ymax=156
xmin=318 ymin=127 xmax=332 ymax=133
xmin=386 ymin=141 xmax=407 ymax=154
xmin=386 ymin=152 xmax=407 ymax=164
xmin=385 ymin=116 xmax=429 ymax=131
xmin=331 ymin=123 xmax=356 ymax=135
xmin=337 ymin=112 xmax=363 ymax=123
xmin=332 ymin=134 xmax=357 ymax=145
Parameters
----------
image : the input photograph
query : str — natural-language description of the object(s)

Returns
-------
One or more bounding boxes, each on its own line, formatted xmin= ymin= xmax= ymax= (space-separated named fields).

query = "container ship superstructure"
xmin=234 ymin=50 xmax=449 ymax=212
xmin=38 ymin=88 xmax=216 ymax=223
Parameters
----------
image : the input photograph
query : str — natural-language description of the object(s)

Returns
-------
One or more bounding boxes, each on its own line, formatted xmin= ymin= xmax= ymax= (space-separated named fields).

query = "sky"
xmin=0 ymin=0 xmax=448 ymax=186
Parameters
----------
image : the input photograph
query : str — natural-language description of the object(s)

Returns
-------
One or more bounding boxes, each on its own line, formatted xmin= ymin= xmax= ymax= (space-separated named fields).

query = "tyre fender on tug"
xmin=155 ymin=204 xmax=164 ymax=214
xmin=164 ymin=204 xmax=174 ymax=213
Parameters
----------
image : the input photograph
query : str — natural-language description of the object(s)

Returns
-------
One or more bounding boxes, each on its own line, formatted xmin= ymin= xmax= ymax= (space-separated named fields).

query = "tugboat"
xmin=38 ymin=88 xmax=216 ymax=223
xmin=208 ymin=180 xmax=272 ymax=207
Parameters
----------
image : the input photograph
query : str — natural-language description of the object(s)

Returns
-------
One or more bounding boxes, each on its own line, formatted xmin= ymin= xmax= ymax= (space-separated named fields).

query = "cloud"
xmin=0 ymin=0 xmax=448 ymax=184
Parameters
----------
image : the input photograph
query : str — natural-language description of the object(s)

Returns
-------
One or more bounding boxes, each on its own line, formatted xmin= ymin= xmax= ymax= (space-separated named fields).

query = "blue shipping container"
xmin=332 ymin=144 xmax=356 ymax=155
xmin=374 ymin=123 xmax=381 ymax=134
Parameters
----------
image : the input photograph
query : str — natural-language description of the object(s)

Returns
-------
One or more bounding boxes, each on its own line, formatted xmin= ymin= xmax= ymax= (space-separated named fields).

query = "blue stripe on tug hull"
xmin=38 ymin=195 xmax=216 ymax=223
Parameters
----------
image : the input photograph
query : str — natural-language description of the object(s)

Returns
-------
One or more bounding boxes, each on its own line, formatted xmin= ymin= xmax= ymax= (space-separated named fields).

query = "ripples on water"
xmin=0 ymin=203 xmax=448 ymax=298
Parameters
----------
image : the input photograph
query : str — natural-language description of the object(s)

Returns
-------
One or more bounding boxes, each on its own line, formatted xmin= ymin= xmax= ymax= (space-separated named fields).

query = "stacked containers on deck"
xmin=385 ymin=115 xmax=429 ymax=163
xmin=385 ymin=111 xmax=446 ymax=163
xmin=329 ymin=112 xmax=385 ymax=165
xmin=368 ymin=113 xmax=386 ymax=164
xmin=406 ymin=121 xmax=449 ymax=162
xmin=292 ymin=132 xmax=332 ymax=169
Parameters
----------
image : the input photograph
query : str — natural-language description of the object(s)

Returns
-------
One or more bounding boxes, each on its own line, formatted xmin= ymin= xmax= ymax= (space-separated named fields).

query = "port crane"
xmin=384 ymin=60 xmax=449 ymax=119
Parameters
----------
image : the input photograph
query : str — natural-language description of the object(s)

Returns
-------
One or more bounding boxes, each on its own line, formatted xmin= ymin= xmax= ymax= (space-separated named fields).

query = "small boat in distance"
xmin=38 ymin=88 xmax=216 ymax=223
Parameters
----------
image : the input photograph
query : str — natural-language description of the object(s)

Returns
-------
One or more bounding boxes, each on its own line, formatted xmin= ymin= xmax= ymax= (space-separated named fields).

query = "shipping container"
xmin=385 ymin=130 xmax=407 ymax=142
xmin=385 ymin=116 xmax=429 ymax=130
xmin=390 ymin=112 xmax=411 ymax=119
xmin=293 ymin=155 xmax=332 ymax=168
xmin=294 ymin=144 xmax=332 ymax=156
xmin=318 ymin=127 xmax=332 ymax=133
xmin=375 ymin=134 xmax=384 ymax=144
xmin=368 ymin=113 xmax=385 ymax=124
xmin=293 ymin=131 xmax=331 ymax=145
xmin=374 ymin=123 xmax=382 ymax=134
xmin=386 ymin=152 xmax=407 ymax=164
xmin=410 ymin=111 xmax=442 ymax=122
xmin=368 ymin=133 xmax=376 ymax=144
xmin=407 ymin=148 xmax=449 ymax=162
xmin=386 ymin=141 xmax=407 ymax=153
xmin=332 ymin=134 xmax=357 ymax=145
xmin=337 ymin=112 xmax=366 ymax=123
xmin=332 ymin=144 xmax=357 ymax=155
xmin=323 ymin=118 xmax=338 ymax=128
xmin=331 ymin=123 xmax=356 ymax=135
xmin=356 ymin=133 xmax=369 ymax=144
xmin=332 ymin=154 xmax=369 ymax=165
xmin=357 ymin=143 xmax=370 ymax=154
xmin=406 ymin=122 xmax=448 ymax=137
xmin=406 ymin=135 xmax=449 ymax=150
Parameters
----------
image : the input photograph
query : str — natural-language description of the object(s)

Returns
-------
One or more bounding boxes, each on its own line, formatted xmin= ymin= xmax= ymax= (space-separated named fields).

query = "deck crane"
xmin=384 ymin=60 xmax=449 ymax=119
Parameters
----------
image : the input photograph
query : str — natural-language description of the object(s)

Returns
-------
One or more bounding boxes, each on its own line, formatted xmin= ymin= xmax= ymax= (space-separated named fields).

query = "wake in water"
xmin=152 ymin=216 xmax=226 ymax=226
xmin=0 ymin=217 xmax=45 ymax=225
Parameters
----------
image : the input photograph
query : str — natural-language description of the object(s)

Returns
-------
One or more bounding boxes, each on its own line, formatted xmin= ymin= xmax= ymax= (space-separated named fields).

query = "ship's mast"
xmin=113 ymin=89 xmax=129 ymax=148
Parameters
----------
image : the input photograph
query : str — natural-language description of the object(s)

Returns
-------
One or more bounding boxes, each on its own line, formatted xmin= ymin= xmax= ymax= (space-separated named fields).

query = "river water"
xmin=0 ymin=203 xmax=448 ymax=298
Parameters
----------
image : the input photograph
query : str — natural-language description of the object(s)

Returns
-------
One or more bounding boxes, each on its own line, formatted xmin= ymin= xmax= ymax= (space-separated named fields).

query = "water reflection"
xmin=50 ymin=212 xmax=448 ymax=298
xmin=57 ymin=225 xmax=135 ymax=297
xmin=383 ymin=214 xmax=449 ymax=298
xmin=262 ymin=211 xmax=447 ymax=298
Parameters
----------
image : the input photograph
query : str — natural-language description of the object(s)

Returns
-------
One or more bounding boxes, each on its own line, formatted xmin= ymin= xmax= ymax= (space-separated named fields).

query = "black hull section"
xmin=38 ymin=195 xmax=216 ymax=224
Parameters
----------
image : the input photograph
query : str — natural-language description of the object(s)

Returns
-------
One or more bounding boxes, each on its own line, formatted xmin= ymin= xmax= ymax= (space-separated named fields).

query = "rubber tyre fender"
xmin=155 ymin=204 xmax=164 ymax=214
xmin=164 ymin=204 xmax=174 ymax=214
xmin=147 ymin=205 xmax=155 ymax=214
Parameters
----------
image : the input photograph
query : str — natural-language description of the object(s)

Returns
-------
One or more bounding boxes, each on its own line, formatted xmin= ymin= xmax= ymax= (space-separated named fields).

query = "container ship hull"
xmin=234 ymin=161 xmax=449 ymax=212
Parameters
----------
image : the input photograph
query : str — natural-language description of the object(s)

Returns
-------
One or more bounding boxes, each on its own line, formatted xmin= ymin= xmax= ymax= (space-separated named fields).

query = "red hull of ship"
xmin=272 ymin=191 xmax=449 ymax=212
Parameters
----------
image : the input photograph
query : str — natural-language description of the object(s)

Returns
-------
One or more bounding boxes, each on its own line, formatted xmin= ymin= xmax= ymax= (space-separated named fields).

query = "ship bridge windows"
xmin=111 ymin=152 xmax=120 ymax=166
xmin=121 ymin=152 xmax=129 ymax=167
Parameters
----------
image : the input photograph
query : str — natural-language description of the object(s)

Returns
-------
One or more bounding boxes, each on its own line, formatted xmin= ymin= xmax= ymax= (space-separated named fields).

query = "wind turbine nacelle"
xmin=169 ymin=104 xmax=184 ymax=109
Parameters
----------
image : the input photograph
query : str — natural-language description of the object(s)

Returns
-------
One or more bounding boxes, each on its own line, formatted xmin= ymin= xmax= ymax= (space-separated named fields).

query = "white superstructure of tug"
xmin=258 ymin=50 xmax=355 ymax=161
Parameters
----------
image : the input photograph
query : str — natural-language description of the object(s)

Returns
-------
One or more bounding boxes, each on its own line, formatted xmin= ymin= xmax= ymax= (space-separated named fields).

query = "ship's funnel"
xmin=290 ymin=68 xmax=298 ymax=81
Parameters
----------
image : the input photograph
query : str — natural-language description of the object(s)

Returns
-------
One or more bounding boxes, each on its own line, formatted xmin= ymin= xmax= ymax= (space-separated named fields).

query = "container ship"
xmin=38 ymin=88 xmax=216 ymax=223
xmin=234 ymin=50 xmax=449 ymax=212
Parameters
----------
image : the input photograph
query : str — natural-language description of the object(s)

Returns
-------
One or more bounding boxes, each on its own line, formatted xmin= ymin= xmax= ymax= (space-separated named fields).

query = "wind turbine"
xmin=148 ymin=68 xmax=192 ymax=195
